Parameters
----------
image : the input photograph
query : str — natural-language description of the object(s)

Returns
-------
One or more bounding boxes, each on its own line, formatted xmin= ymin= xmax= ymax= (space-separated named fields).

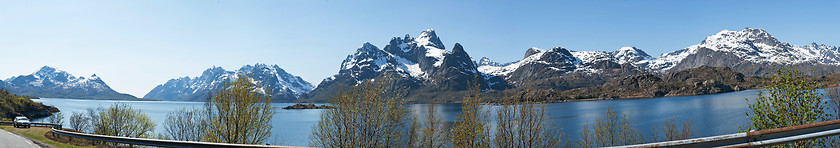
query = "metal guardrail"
xmin=0 ymin=121 xmax=61 ymax=129
xmin=2 ymin=121 xmax=302 ymax=147
xmin=50 ymin=128 xmax=307 ymax=148
xmin=613 ymin=119 xmax=840 ymax=148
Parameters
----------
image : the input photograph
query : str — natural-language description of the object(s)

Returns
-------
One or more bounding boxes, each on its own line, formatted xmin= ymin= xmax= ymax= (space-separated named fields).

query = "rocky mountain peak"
xmin=477 ymin=57 xmax=502 ymax=67
xmin=542 ymin=47 xmax=577 ymax=62
xmin=451 ymin=43 xmax=466 ymax=55
xmin=611 ymin=47 xmax=652 ymax=64
xmin=35 ymin=66 xmax=57 ymax=74
xmin=89 ymin=74 xmax=101 ymax=80
xmin=201 ymin=66 xmax=227 ymax=77
xmin=524 ymin=47 xmax=544 ymax=58
xmin=238 ymin=63 xmax=282 ymax=74
xmin=32 ymin=66 xmax=70 ymax=79
xmin=342 ymin=43 xmax=388 ymax=71
xmin=442 ymin=43 xmax=474 ymax=70
xmin=701 ymin=28 xmax=783 ymax=47
xmin=614 ymin=47 xmax=647 ymax=55
xmin=359 ymin=42 xmax=380 ymax=52
xmin=416 ymin=29 xmax=445 ymax=50
xmin=403 ymin=34 xmax=413 ymax=42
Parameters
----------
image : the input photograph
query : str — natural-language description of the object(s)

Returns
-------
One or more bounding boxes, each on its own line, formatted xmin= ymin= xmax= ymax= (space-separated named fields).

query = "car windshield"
xmin=16 ymin=117 xmax=28 ymax=121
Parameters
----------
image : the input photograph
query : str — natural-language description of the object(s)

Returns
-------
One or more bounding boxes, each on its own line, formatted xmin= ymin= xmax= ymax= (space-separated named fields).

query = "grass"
xmin=0 ymin=125 xmax=96 ymax=148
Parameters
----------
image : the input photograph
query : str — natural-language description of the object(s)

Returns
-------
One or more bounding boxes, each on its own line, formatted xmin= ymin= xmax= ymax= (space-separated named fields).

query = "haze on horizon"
xmin=1 ymin=0 xmax=839 ymax=97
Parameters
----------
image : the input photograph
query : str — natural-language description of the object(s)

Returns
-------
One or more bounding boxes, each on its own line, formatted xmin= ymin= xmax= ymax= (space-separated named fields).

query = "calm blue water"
xmin=32 ymin=89 xmax=767 ymax=146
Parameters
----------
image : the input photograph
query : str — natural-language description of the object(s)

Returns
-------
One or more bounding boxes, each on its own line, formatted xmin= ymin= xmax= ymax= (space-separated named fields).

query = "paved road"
xmin=0 ymin=128 xmax=40 ymax=148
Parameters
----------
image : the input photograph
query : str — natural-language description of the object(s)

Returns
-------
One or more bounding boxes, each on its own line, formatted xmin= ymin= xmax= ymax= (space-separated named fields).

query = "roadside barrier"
xmin=50 ymin=128 xmax=308 ymax=148
xmin=612 ymin=119 xmax=840 ymax=148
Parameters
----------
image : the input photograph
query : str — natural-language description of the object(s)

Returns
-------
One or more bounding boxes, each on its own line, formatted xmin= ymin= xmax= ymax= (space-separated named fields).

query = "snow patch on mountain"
xmin=478 ymin=48 xmax=547 ymax=76
xmin=611 ymin=47 xmax=652 ymax=65
xmin=571 ymin=51 xmax=611 ymax=64
xmin=5 ymin=66 xmax=109 ymax=90
xmin=393 ymin=56 xmax=426 ymax=78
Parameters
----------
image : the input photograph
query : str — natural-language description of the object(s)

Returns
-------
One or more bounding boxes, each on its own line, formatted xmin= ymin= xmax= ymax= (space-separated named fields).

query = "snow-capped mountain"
xmin=477 ymin=46 xmax=646 ymax=90
xmin=303 ymin=28 xmax=840 ymax=102
xmin=144 ymin=63 xmax=314 ymax=102
xmin=2 ymin=66 xmax=136 ymax=100
xmin=644 ymin=28 xmax=840 ymax=75
xmin=476 ymin=57 xmax=514 ymax=67
xmin=612 ymin=47 xmax=653 ymax=65
xmin=479 ymin=46 xmax=649 ymax=78
xmin=481 ymin=28 xmax=840 ymax=81
xmin=478 ymin=47 xmax=582 ymax=77
xmin=301 ymin=29 xmax=498 ymax=102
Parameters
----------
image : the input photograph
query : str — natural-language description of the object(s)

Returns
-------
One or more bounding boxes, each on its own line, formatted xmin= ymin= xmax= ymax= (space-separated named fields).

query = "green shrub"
xmin=742 ymin=68 xmax=833 ymax=147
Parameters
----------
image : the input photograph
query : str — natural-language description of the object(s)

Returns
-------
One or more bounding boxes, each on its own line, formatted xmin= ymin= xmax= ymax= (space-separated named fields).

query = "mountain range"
xmin=144 ymin=63 xmax=314 ymax=102
xmin=299 ymin=29 xmax=502 ymax=102
xmin=298 ymin=28 xmax=840 ymax=102
xmin=0 ymin=66 xmax=136 ymax=100
xmin=4 ymin=28 xmax=838 ymax=102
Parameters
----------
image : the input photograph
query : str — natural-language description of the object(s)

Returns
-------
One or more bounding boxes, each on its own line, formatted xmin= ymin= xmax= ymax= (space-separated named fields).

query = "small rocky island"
xmin=282 ymin=103 xmax=334 ymax=109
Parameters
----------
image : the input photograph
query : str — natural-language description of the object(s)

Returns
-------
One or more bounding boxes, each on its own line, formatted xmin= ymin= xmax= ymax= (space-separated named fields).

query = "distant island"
xmin=282 ymin=104 xmax=334 ymax=109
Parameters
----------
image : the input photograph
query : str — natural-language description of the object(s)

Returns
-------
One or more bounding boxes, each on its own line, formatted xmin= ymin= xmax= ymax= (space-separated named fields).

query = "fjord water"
xmin=34 ymin=89 xmax=760 ymax=146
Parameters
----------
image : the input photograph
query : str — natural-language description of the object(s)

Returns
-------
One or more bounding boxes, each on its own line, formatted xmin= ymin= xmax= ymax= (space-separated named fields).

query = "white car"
xmin=13 ymin=116 xmax=30 ymax=128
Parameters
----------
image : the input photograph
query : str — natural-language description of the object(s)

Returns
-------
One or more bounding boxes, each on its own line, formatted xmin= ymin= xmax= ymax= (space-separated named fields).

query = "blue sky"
xmin=1 ymin=0 xmax=839 ymax=97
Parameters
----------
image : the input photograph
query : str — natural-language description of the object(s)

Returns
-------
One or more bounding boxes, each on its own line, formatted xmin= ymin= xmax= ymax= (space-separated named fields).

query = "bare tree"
xmin=418 ymin=102 xmax=448 ymax=148
xmin=46 ymin=111 xmax=64 ymax=125
xmin=309 ymin=76 xmax=417 ymax=148
xmin=661 ymin=118 xmax=693 ymax=141
xmin=202 ymin=74 xmax=274 ymax=144
xmin=827 ymin=87 xmax=840 ymax=142
xmin=69 ymin=111 xmax=89 ymax=132
xmin=84 ymin=108 xmax=99 ymax=133
xmin=577 ymin=122 xmax=595 ymax=148
xmin=494 ymin=91 xmax=563 ymax=147
xmin=578 ymin=108 xmax=643 ymax=147
xmin=164 ymin=107 xmax=207 ymax=141
xmin=826 ymin=87 xmax=840 ymax=118
xmin=449 ymin=80 xmax=490 ymax=148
